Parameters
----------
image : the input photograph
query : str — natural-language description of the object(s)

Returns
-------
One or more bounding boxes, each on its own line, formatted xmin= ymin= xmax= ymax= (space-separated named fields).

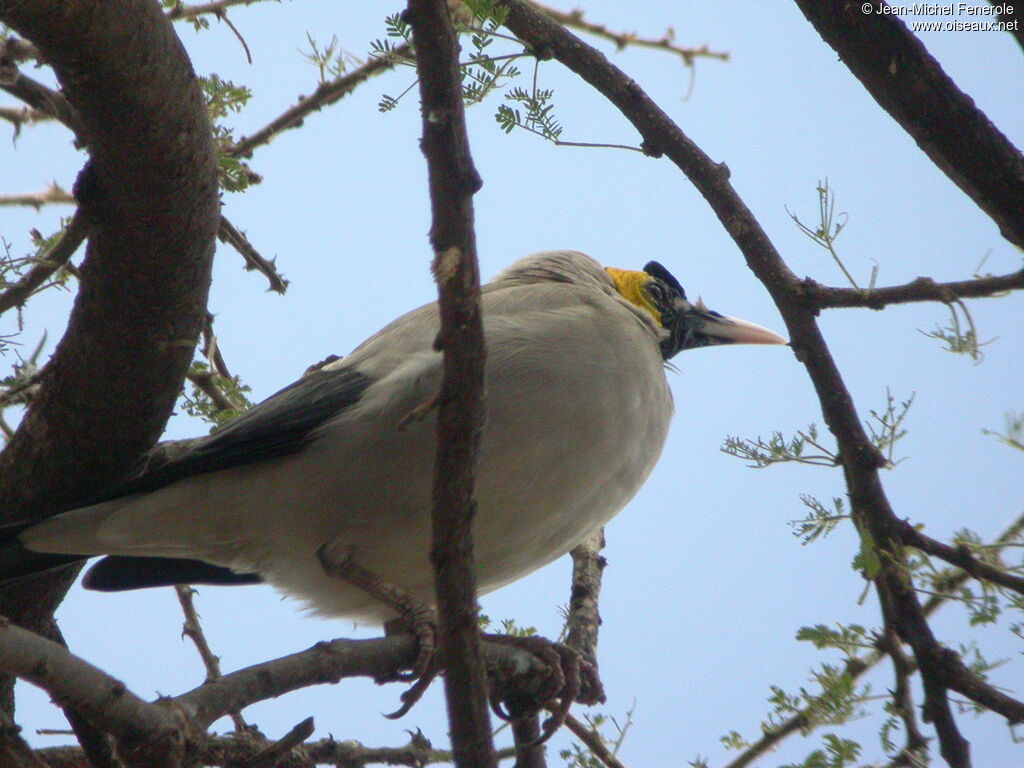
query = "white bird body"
xmin=13 ymin=251 xmax=784 ymax=623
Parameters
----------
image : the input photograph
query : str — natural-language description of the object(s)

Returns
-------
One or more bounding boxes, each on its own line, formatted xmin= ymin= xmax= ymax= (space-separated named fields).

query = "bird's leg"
xmin=483 ymin=634 xmax=605 ymax=745
xmin=315 ymin=543 xmax=438 ymax=690
xmin=396 ymin=394 xmax=437 ymax=431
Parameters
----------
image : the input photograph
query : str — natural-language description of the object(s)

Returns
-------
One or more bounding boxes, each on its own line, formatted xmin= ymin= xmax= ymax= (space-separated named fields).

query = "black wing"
xmin=94 ymin=365 xmax=373 ymax=501
xmin=0 ymin=366 xmax=371 ymax=587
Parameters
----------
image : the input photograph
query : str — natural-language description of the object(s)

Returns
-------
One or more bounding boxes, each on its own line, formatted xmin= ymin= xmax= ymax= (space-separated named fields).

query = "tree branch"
xmin=799 ymin=269 xmax=1024 ymax=311
xmin=405 ymin=1 xmax=492 ymax=765
xmin=0 ymin=0 xmax=220 ymax=704
xmin=173 ymin=634 xmax=548 ymax=731
xmin=793 ymin=1 xmax=1024 ymax=249
xmin=0 ymin=183 xmax=75 ymax=209
xmin=0 ymin=62 xmax=84 ymax=141
xmin=216 ymin=215 xmax=288 ymax=293
xmin=899 ymin=521 xmax=1024 ymax=595
xmin=229 ymin=48 xmax=411 ymax=159
xmin=564 ymin=528 xmax=605 ymax=665
xmin=0 ymin=208 xmax=88 ymax=316
xmin=0 ymin=618 xmax=180 ymax=752
xmin=527 ymin=1 xmax=729 ymax=65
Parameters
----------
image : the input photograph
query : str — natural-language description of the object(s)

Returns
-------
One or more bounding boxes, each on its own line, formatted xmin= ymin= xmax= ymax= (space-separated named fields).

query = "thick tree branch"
xmin=405 ymin=1 xmax=492 ymax=766
xmin=0 ymin=619 xmax=180 ymax=752
xmin=0 ymin=0 xmax=220 ymax=707
xmin=0 ymin=58 xmax=83 ymax=140
xmin=899 ymin=521 xmax=1024 ymax=595
xmin=173 ymin=635 xmax=548 ymax=731
xmin=793 ymin=1 xmax=1024 ymax=249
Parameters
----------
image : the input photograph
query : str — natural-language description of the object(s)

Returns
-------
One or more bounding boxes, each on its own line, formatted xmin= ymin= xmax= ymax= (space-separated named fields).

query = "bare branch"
xmin=564 ymin=528 xmax=605 ymax=665
xmin=174 ymin=586 xmax=248 ymax=731
xmin=793 ymin=2 xmax=1024 ymax=249
xmin=0 ymin=35 xmax=39 ymax=65
xmin=800 ymin=269 xmax=1024 ymax=311
xmin=165 ymin=0 xmax=263 ymax=22
xmin=405 ymin=0 xmax=493 ymax=764
xmin=0 ymin=618 xmax=179 ymax=748
xmin=0 ymin=66 xmax=84 ymax=141
xmin=878 ymin=627 xmax=929 ymax=766
xmin=173 ymin=634 xmax=548 ymax=731
xmin=0 ymin=183 xmax=74 ymax=208
xmin=0 ymin=104 xmax=51 ymax=136
xmin=560 ymin=712 xmax=628 ymax=768
xmin=528 ymin=1 xmax=728 ymax=65
xmin=216 ymin=216 xmax=288 ymax=293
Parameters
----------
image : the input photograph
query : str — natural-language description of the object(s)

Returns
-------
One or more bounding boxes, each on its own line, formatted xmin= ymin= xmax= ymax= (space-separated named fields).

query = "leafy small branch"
xmin=790 ymin=495 xmax=849 ymax=545
xmin=722 ymin=423 xmax=838 ymax=468
xmin=787 ymin=179 xmax=874 ymax=290
xmin=983 ymin=411 xmax=1024 ymax=452
xmin=864 ymin=388 xmax=914 ymax=467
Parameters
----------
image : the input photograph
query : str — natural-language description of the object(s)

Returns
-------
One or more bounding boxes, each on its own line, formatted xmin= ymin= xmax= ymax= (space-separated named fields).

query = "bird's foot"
xmin=315 ymin=544 xmax=438 ymax=697
xmin=484 ymin=634 xmax=605 ymax=745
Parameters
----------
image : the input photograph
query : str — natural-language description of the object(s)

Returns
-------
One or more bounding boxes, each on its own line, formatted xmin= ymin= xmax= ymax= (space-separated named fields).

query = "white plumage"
xmin=15 ymin=251 xmax=785 ymax=622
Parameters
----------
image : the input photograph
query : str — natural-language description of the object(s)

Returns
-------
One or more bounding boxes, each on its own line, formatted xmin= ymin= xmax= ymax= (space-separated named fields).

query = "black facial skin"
xmin=643 ymin=260 xmax=730 ymax=359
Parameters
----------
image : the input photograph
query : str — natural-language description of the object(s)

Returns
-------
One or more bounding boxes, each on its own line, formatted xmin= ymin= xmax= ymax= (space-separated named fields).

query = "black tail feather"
xmin=83 ymin=556 xmax=263 ymax=591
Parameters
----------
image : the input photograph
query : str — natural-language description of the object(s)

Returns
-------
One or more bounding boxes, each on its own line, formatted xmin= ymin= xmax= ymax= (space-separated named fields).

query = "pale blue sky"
xmin=3 ymin=2 xmax=1023 ymax=765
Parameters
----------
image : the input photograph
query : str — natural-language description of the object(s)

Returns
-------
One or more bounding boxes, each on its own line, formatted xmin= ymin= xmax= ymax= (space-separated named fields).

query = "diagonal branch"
xmin=0 ymin=209 xmax=87 ymax=316
xmin=0 ymin=618 xmax=179 ymax=749
xmin=229 ymin=48 xmax=411 ymax=159
xmin=793 ymin=1 xmax=1024 ymax=249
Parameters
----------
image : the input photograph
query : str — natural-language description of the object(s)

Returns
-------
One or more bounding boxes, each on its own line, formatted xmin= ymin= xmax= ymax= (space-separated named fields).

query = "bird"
xmin=0 ymin=251 xmax=786 ymax=624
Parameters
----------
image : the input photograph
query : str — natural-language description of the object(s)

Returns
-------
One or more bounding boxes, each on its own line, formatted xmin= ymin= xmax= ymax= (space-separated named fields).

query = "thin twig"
xmin=899 ymin=521 xmax=1024 ymax=596
xmin=0 ymin=183 xmax=74 ymax=208
xmin=174 ymin=586 xmax=248 ymax=731
xmin=0 ymin=208 xmax=89 ymax=316
xmin=165 ymin=0 xmax=263 ymax=22
xmin=559 ymin=712 xmax=628 ymax=768
xmin=229 ymin=47 xmax=411 ymax=159
xmin=216 ymin=216 xmax=288 ymax=293
xmin=528 ymin=2 xmax=729 ymax=65
xmin=239 ymin=717 xmax=313 ymax=768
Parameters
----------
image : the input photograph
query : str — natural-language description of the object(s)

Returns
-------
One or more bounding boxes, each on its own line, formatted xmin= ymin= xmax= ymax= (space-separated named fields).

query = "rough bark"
xmin=0 ymin=0 xmax=220 ymax=709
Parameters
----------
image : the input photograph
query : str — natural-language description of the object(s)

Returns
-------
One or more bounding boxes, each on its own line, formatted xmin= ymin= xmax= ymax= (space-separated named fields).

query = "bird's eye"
xmin=646 ymin=281 xmax=668 ymax=306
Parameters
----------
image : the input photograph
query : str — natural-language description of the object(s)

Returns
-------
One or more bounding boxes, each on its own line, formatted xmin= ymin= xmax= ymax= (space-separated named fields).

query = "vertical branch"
xmin=403 ymin=2 xmax=493 ymax=767
xmin=565 ymin=528 xmax=606 ymax=665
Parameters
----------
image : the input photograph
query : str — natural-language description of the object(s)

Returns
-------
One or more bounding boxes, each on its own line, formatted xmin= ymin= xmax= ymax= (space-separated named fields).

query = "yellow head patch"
xmin=605 ymin=267 xmax=661 ymax=326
